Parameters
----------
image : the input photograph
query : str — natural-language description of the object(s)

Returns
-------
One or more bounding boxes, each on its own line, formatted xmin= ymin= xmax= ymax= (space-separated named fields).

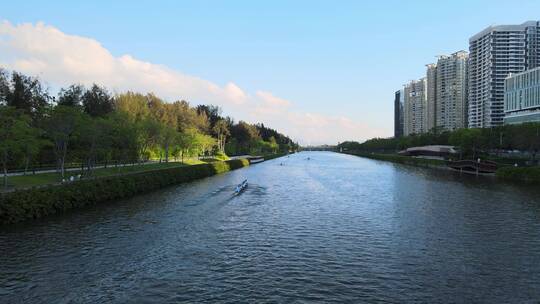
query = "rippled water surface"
xmin=2 ymin=152 xmax=540 ymax=303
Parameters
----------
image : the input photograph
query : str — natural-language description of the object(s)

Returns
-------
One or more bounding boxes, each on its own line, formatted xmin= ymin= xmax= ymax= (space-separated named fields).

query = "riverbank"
xmin=0 ymin=159 xmax=250 ymax=225
xmin=263 ymin=152 xmax=289 ymax=161
xmin=4 ymin=159 xmax=206 ymax=190
xmin=342 ymin=152 xmax=446 ymax=168
xmin=496 ymin=166 xmax=540 ymax=183
xmin=344 ymin=151 xmax=540 ymax=184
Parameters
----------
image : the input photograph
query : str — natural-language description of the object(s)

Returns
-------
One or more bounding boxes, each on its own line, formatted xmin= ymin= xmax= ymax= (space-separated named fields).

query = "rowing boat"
xmin=234 ymin=179 xmax=248 ymax=195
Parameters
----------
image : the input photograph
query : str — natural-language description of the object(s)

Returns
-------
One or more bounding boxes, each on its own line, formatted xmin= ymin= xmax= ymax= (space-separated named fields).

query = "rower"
xmin=234 ymin=179 xmax=248 ymax=195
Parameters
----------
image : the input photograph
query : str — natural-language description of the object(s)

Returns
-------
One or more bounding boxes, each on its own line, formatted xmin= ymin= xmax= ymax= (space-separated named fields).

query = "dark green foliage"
xmin=82 ymin=84 xmax=114 ymax=117
xmin=255 ymin=123 xmax=297 ymax=153
xmin=0 ymin=159 xmax=249 ymax=225
xmin=343 ymin=151 xmax=446 ymax=167
xmin=338 ymin=130 xmax=451 ymax=153
xmin=346 ymin=151 xmax=540 ymax=184
xmin=229 ymin=121 xmax=261 ymax=154
xmin=4 ymin=71 xmax=50 ymax=122
xmin=263 ymin=152 xmax=289 ymax=161
xmin=196 ymin=104 xmax=222 ymax=128
xmin=195 ymin=105 xmax=299 ymax=156
xmin=338 ymin=123 xmax=540 ymax=161
xmin=0 ymin=107 xmax=42 ymax=187
xmin=0 ymin=69 xmax=9 ymax=106
xmin=57 ymin=84 xmax=84 ymax=107
xmin=496 ymin=166 xmax=540 ymax=183
xmin=0 ymin=69 xmax=296 ymax=180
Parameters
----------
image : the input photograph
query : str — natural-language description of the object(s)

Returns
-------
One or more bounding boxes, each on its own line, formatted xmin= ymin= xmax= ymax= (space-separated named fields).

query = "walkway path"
xmin=6 ymin=161 xmax=158 ymax=177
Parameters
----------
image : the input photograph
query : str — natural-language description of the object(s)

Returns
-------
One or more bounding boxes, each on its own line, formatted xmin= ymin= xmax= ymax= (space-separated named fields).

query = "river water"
xmin=1 ymin=151 xmax=540 ymax=303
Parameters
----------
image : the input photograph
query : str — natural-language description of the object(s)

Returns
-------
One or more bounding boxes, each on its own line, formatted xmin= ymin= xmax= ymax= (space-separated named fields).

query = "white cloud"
xmin=0 ymin=21 xmax=385 ymax=144
xmin=0 ymin=21 xmax=247 ymax=106
xmin=256 ymin=91 xmax=291 ymax=107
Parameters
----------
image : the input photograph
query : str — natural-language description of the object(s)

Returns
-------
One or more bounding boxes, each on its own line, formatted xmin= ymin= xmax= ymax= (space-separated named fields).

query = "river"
xmin=1 ymin=151 xmax=540 ymax=303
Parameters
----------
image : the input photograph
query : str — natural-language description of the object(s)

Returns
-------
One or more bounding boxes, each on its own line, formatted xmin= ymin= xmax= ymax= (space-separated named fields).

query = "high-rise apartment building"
xmin=504 ymin=66 xmax=540 ymax=124
xmin=394 ymin=90 xmax=404 ymax=137
xmin=426 ymin=64 xmax=437 ymax=131
xmin=435 ymin=51 xmax=469 ymax=131
xmin=404 ymin=78 xmax=427 ymax=135
xmin=468 ymin=21 xmax=540 ymax=128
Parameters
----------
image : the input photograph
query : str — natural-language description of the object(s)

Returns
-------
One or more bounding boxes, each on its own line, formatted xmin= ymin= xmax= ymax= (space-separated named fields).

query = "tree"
xmin=231 ymin=121 xmax=260 ymax=154
xmin=108 ymin=112 xmax=139 ymax=165
xmin=146 ymin=94 xmax=178 ymax=162
xmin=115 ymin=92 xmax=151 ymax=121
xmin=172 ymin=100 xmax=209 ymax=133
xmin=19 ymin=125 xmax=47 ymax=176
xmin=82 ymin=84 xmax=114 ymax=117
xmin=449 ymin=128 xmax=484 ymax=159
xmin=136 ymin=118 xmax=162 ymax=161
xmin=0 ymin=69 xmax=9 ymax=106
xmin=193 ymin=132 xmax=216 ymax=157
xmin=0 ymin=107 xmax=38 ymax=188
xmin=213 ymin=119 xmax=230 ymax=152
xmin=5 ymin=72 xmax=50 ymax=122
xmin=78 ymin=116 xmax=113 ymax=174
xmin=160 ymin=125 xmax=177 ymax=163
xmin=0 ymin=69 xmax=295 ymax=182
xmin=511 ymin=123 xmax=540 ymax=160
xmin=58 ymin=84 xmax=85 ymax=107
xmin=175 ymin=128 xmax=197 ymax=163
xmin=43 ymin=106 xmax=85 ymax=178
xmin=197 ymin=105 xmax=222 ymax=128
xmin=268 ymin=136 xmax=279 ymax=153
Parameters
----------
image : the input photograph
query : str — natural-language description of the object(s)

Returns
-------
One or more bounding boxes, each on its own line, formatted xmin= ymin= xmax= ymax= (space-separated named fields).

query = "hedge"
xmin=343 ymin=151 xmax=446 ymax=167
xmin=496 ymin=166 xmax=540 ymax=183
xmin=347 ymin=151 xmax=540 ymax=184
xmin=263 ymin=152 xmax=289 ymax=161
xmin=0 ymin=159 xmax=249 ymax=225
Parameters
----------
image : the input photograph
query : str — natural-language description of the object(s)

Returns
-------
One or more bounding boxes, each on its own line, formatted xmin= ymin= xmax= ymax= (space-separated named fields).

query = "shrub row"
xmin=0 ymin=159 xmax=249 ymax=225
xmin=263 ymin=152 xmax=289 ymax=161
xmin=343 ymin=152 xmax=446 ymax=167
xmin=346 ymin=151 xmax=540 ymax=184
xmin=495 ymin=166 xmax=540 ymax=183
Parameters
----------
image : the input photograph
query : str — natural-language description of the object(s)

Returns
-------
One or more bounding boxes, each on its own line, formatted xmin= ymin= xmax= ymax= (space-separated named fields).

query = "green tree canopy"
xmin=58 ymin=84 xmax=85 ymax=107
xmin=82 ymin=84 xmax=114 ymax=117
xmin=0 ymin=107 xmax=40 ymax=187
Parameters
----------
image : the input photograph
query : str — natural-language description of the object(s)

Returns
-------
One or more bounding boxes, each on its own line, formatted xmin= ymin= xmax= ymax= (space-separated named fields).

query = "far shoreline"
xmin=340 ymin=151 xmax=540 ymax=184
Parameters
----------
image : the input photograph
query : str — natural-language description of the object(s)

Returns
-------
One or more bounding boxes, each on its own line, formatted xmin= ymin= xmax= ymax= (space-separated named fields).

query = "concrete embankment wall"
xmin=0 ymin=159 xmax=249 ymax=225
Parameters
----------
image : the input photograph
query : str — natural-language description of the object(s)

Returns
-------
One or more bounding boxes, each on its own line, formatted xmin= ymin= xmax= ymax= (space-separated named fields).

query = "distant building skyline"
xmin=426 ymin=64 xmax=437 ymax=132
xmin=404 ymin=78 xmax=427 ymax=136
xmin=436 ymin=51 xmax=469 ymax=131
xmin=468 ymin=21 xmax=540 ymax=128
xmin=394 ymin=90 xmax=404 ymax=138
xmin=400 ymin=52 xmax=469 ymax=136
xmin=396 ymin=20 xmax=540 ymax=138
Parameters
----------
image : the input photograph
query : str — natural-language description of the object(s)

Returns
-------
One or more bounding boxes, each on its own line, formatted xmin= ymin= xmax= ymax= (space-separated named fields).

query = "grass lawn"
xmin=7 ymin=173 xmax=61 ymax=189
xmin=4 ymin=159 xmax=207 ymax=190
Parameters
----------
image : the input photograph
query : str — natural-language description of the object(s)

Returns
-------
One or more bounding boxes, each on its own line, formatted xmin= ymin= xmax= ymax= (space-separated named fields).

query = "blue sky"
xmin=1 ymin=0 xmax=540 ymax=144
